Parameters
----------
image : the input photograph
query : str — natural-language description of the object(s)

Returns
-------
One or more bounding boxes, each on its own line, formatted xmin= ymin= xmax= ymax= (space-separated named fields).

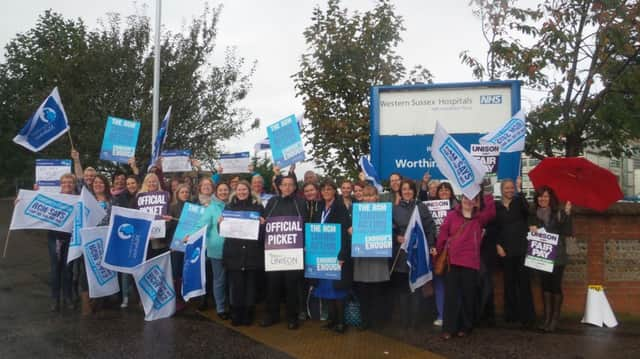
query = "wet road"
xmin=0 ymin=229 xmax=291 ymax=359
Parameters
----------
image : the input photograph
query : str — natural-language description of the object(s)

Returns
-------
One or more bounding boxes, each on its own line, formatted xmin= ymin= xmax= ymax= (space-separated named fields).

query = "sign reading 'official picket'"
xmin=264 ymin=216 xmax=304 ymax=271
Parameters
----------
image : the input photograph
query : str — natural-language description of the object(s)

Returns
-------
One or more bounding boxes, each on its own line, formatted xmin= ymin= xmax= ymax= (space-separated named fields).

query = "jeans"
xmin=48 ymin=235 xmax=73 ymax=301
xmin=210 ymin=258 xmax=226 ymax=313
xmin=433 ymin=274 xmax=445 ymax=320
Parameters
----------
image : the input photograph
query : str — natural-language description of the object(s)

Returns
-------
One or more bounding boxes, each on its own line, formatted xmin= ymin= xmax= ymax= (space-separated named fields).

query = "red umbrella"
xmin=528 ymin=157 xmax=623 ymax=212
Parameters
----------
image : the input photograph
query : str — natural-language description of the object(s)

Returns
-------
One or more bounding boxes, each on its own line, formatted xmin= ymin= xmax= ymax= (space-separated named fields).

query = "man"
xmin=261 ymin=175 xmax=309 ymax=330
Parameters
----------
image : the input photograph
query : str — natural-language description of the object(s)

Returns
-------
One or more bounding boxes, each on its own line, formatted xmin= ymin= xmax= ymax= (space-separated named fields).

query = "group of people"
xmin=41 ymin=151 xmax=573 ymax=339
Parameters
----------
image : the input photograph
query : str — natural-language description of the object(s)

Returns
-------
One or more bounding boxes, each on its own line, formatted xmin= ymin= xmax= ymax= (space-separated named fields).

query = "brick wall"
xmin=493 ymin=202 xmax=640 ymax=317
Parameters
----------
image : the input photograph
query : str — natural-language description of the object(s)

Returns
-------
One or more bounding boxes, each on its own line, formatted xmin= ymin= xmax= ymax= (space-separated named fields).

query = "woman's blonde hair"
xmin=140 ymin=173 xmax=160 ymax=193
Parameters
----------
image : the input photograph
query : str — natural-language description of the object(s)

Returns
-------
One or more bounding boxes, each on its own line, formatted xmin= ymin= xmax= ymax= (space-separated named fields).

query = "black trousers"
xmin=228 ymin=270 xmax=257 ymax=307
xmin=354 ymin=281 xmax=387 ymax=327
xmin=265 ymin=270 xmax=302 ymax=323
xmin=391 ymin=272 xmax=423 ymax=328
xmin=443 ymin=265 xmax=478 ymax=334
xmin=540 ymin=264 xmax=565 ymax=294
xmin=503 ymin=256 xmax=536 ymax=323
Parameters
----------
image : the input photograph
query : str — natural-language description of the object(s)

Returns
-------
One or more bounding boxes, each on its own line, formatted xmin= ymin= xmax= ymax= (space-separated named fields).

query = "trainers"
xmin=433 ymin=319 xmax=443 ymax=327
xmin=120 ymin=297 xmax=129 ymax=309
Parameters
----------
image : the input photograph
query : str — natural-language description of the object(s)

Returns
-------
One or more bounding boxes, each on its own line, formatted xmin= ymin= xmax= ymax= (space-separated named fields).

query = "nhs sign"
xmin=370 ymin=80 xmax=522 ymax=181
xmin=480 ymin=95 xmax=503 ymax=104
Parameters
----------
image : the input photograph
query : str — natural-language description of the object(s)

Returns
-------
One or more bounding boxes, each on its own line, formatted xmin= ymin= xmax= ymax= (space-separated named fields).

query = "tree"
xmin=460 ymin=0 xmax=640 ymax=158
xmin=0 ymin=6 xmax=255 ymax=195
xmin=294 ymin=0 xmax=429 ymax=178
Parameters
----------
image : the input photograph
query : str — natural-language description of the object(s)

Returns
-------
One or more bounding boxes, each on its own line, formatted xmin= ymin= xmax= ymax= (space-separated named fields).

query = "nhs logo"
xmin=480 ymin=95 xmax=503 ymax=104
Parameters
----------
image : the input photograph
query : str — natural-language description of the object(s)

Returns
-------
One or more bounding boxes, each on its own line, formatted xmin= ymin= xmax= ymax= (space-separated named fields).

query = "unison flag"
xmin=133 ymin=251 xmax=176 ymax=321
xmin=401 ymin=206 xmax=432 ymax=292
xmin=480 ymin=110 xmax=526 ymax=153
xmin=431 ymin=121 xmax=486 ymax=199
xmin=9 ymin=189 xmax=78 ymax=233
xmin=13 ymin=87 xmax=70 ymax=152
xmin=150 ymin=106 xmax=171 ymax=168
xmin=182 ymin=226 xmax=207 ymax=302
xmin=68 ymin=187 xmax=107 ymax=263
xmin=102 ymin=206 xmax=154 ymax=274
xmin=80 ymin=226 xmax=120 ymax=298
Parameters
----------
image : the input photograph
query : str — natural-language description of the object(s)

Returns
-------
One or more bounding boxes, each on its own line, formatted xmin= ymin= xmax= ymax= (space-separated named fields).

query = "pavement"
xmin=1 ymin=225 xmax=639 ymax=358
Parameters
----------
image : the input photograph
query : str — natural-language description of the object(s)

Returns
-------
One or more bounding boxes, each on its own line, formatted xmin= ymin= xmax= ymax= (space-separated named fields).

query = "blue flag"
xmin=401 ymin=206 xmax=432 ymax=292
xmin=150 ymin=106 xmax=171 ymax=168
xmin=182 ymin=226 xmax=207 ymax=302
xmin=13 ymin=87 xmax=70 ymax=152
xmin=101 ymin=206 xmax=155 ymax=274
xmin=359 ymin=156 xmax=383 ymax=193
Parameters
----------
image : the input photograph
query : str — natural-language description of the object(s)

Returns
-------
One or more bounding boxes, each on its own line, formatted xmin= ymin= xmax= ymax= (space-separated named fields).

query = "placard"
xmin=264 ymin=216 xmax=304 ymax=271
xmin=161 ymin=150 xmax=192 ymax=172
xmin=351 ymin=202 xmax=392 ymax=257
xmin=267 ymin=114 xmax=305 ymax=168
xmin=219 ymin=210 xmax=261 ymax=240
xmin=100 ymin=116 xmax=141 ymax=163
xmin=35 ymin=159 xmax=72 ymax=192
xmin=470 ymin=144 xmax=500 ymax=173
xmin=423 ymin=200 xmax=451 ymax=230
xmin=136 ymin=191 xmax=169 ymax=219
xmin=170 ymin=203 xmax=206 ymax=252
xmin=304 ymin=223 xmax=341 ymax=280
xmin=524 ymin=228 xmax=559 ymax=273
xmin=218 ymin=152 xmax=251 ymax=173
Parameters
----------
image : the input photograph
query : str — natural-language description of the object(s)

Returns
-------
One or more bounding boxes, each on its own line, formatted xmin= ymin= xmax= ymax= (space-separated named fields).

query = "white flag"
xmin=68 ymin=187 xmax=107 ymax=263
xmin=132 ymin=251 xmax=176 ymax=321
xmin=80 ymin=227 xmax=120 ymax=298
xmin=431 ymin=122 xmax=486 ymax=199
xmin=102 ymin=206 xmax=154 ymax=274
xmin=9 ymin=189 xmax=78 ymax=233
xmin=13 ymin=87 xmax=70 ymax=152
xmin=182 ymin=226 xmax=207 ymax=302
xmin=479 ymin=110 xmax=526 ymax=152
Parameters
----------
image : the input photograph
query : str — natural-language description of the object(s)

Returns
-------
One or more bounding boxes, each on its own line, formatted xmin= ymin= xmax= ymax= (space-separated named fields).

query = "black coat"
xmin=308 ymin=199 xmax=353 ymax=290
xmin=222 ymin=198 xmax=265 ymax=271
xmin=529 ymin=208 xmax=573 ymax=266
xmin=392 ymin=200 xmax=437 ymax=273
xmin=494 ymin=193 xmax=529 ymax=257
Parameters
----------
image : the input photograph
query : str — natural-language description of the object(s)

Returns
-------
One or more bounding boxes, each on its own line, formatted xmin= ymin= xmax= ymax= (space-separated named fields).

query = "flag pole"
xmin=388 ymin=246 xmax=402 ymax=275
xmin=67 ymin=130 xmax=76 ymax=150
xmin=2 ymin=229 xmax=11 ymax=258
xmin=151 ymin=0 xmax=162 ymax=151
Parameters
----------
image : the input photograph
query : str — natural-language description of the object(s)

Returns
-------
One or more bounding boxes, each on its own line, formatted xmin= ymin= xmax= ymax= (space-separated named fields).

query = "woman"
xmin=222 ymin=180 xmax=265 ymax=326
xmin=135 ymin=173 xmax=172 ymax=258
xmin=215 ymin=182 xmax=231 ymax=204
xmin=494 ymin=178 xmax=535 ymax=327
xmin=118 ymin=175 xmax=139 ymax=308
xmin=339 ymin=180 xmax=353 ymax=211
xmin=381 ymin=173 xmax=402 ymax=205
xmin=310 ymin=180 xmax=352 ymax=333
xmin=352 ymin=184 xmax=391 ymax=330
xmin=79 ymin=174 xmax=113 ymax=315
xmin=167 ymin=184 xmax=192 ymax=311
xmin=194 ymin=180 xmax=228 ymax=318
xmin=391 ymin=179 xmax=436 ymax=329
xmin=46 ymin=173 xmax=77 ymax=312
xmin=436 ymin=191 xmax=495 ymax=339
xmin=530 ymin=186 xmax=572 ymax=333
xmin=303 ymin=182 xmax=321 ymax=222
xmin=352 ymin=181 xmax=366 ymax=203
xmin=196 ymin=177 xmax=216 ymax=207
xmin=431 ymin=181 xmax=458 ymax=327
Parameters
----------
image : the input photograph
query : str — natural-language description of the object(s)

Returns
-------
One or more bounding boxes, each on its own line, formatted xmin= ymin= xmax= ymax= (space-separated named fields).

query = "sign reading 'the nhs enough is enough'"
xmin=370 ymin=81 xmax=521 ymax=181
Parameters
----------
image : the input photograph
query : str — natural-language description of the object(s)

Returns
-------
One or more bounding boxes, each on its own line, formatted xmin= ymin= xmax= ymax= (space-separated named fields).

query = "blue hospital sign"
xmin=370 ymin=81 xmax=522 ymax=181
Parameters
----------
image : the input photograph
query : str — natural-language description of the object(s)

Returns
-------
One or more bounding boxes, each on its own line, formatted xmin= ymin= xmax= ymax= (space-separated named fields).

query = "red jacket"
xmin=436 ymin=194 xmax=496 ymax=270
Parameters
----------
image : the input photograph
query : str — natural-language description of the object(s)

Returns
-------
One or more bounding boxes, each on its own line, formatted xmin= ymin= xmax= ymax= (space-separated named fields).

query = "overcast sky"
xmin=1 ymin=0 xmax=540 ymax=174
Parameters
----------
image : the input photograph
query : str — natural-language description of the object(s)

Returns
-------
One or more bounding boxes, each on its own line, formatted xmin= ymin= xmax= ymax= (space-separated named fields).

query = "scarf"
xmin=536 ymin=207 xmax=552 ymax=226
xmin=198 ymin=193 xmax=212 ymax=206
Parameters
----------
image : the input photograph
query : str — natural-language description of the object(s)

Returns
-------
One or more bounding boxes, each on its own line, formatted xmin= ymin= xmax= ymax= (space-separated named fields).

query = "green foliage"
xmin=294 ymin=0 xmax=421 ymax=179
xmin=461 ymin=0 xmax=640 ymax=158
xmin=0 ymin=6 xmax=254 ymax=195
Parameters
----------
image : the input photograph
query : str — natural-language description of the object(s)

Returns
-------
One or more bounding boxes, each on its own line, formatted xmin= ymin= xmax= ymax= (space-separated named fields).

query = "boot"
xmin=231 ymin=306 xmax=243 ymax=326
xmin=545 ymin=294 xmax=563 ymax=333
xmin=245 ymin=306 xmax=255 ymax=326
xmin=538 ymin=291 xmax=552 ymax=331
xmin=80 ymin=291 xmax=91 ymax=316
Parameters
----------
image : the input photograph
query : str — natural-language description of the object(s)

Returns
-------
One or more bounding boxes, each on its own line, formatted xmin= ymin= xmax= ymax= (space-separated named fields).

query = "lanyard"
xmin=321 ymin=207 xmax=331 ymax=224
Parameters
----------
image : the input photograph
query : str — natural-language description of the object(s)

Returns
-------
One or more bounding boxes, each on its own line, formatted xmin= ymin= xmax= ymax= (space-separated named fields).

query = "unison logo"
xmin=480 ymin=95 xmax=503 ymax=104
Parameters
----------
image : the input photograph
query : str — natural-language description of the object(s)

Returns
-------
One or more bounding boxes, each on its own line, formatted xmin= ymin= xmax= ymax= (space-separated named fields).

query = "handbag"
xmin=344 ymin=293 xmax=362 ymax=327
xmin=434 ymin=220 xmax=468 ymax=275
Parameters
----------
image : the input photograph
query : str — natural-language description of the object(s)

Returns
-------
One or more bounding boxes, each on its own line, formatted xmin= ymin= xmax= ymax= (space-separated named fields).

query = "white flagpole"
xmin=152 ymin=0 xmax=162 ymax=150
